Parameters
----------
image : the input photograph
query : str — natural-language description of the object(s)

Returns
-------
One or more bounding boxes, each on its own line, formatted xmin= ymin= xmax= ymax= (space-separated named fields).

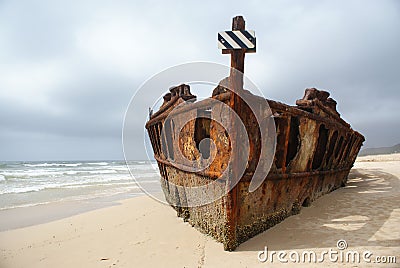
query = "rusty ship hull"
xmin=145 ymin=83 xmax=365 ymax=251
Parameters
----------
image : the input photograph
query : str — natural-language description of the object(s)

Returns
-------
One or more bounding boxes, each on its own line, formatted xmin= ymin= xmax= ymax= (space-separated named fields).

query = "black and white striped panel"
xmin=218 ymin=30 xmax=256 ymax=50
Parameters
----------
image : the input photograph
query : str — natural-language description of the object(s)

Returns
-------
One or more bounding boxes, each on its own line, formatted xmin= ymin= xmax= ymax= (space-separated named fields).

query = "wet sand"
xmin=0 ymin=154 xmax=399 ymax=267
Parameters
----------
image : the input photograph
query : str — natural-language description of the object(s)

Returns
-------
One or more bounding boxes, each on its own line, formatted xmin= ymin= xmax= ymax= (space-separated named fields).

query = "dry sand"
xmin=1 ymin=154 xmax=399 ymax=267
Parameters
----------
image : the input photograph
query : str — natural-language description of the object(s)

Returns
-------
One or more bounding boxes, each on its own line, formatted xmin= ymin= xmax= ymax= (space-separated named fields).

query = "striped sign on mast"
xmin=218 ymin=30 xmax=256 ymax=52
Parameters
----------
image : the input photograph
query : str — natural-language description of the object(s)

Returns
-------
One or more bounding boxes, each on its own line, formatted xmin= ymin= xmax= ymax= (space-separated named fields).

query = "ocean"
xmin=0 ymin=160 xmax=161 ymax=211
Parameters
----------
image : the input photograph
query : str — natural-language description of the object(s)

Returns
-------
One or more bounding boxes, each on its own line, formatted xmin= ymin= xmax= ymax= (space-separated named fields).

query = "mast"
xmin=218 ymin=15 xmax=256 ymax=251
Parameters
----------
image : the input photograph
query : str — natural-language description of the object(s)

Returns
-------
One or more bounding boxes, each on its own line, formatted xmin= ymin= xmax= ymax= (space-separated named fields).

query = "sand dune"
xmin=1 ymin=154 xmax=399 ymax=267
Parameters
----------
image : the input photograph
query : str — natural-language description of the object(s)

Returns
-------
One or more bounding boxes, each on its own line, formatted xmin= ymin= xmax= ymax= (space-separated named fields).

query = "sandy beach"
xmin=1 ymin=154 xmax=399 ymax=267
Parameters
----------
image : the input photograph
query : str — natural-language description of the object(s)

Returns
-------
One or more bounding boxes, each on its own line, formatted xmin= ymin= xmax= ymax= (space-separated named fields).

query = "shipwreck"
xmin=145 ymin=16 xmax=365 ymax=251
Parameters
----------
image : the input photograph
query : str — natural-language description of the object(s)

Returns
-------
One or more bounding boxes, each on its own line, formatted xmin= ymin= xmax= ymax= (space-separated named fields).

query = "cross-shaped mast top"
xmin=218 ymin=16 xmax=256 ymax=92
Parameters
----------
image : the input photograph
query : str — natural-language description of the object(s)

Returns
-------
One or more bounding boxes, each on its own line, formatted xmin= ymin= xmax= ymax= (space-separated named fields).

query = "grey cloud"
xmin=0 ymin=0 xmax=399 ymax=160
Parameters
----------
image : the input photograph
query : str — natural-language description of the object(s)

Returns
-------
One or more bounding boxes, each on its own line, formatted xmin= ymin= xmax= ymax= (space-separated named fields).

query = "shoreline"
xmin=0 ymin=190 xmax=165 ymax=232
xmin=1 ymin=154 xmax=399 ymax=267
xmin=0 ymin=196 xmax=126 ymax=232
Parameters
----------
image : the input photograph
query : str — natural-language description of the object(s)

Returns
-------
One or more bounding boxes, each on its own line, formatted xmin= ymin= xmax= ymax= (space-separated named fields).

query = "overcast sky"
xmin=0 ymin=0 xmax=399 ymax=161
